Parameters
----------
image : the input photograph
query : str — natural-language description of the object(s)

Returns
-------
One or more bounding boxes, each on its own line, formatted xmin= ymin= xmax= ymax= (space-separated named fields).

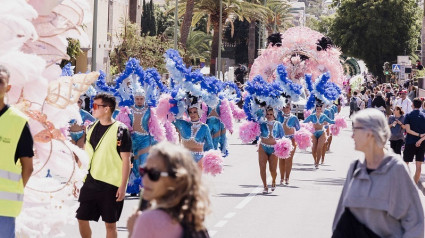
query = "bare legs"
xmin=279 ymin=139 xmax=296 ymax=184
xmin=414 ymin=161 xmax=422 ymax=184
xmin=258 ymin=145 xmax=278 ymax=192
xmin=78 ymin=220 xmax=117 ymax=238
xmin=312 ymin=133 xmax=327 ymax=168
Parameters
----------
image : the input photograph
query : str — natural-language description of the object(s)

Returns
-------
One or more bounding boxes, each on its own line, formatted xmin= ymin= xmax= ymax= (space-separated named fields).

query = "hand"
xmin=127 ymin=210 xmax=142 ymax=236
xmin=421 ymin=133 xmax=425 ymax=138
xmin=116 ymin=186 xmax=126 ymax=201
xmin=72 ymin=183 xmax=80 ymax=198
xmin=416 ymin=141 xmax=422 ymax=147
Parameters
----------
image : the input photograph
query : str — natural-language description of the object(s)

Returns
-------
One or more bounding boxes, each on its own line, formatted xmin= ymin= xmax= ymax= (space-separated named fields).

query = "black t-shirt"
xmin=385 ymin=92 xmax=393 ymax=106
xmin=84 ymin=121 xmax=132 ymax=191
xmin=0 ymin=105 xmax=34 ymax=163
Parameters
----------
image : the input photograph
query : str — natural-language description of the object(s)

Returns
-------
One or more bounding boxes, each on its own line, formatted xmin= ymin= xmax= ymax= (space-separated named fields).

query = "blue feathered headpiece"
xmin=275 ymin=64 xmax=303 ymax=102
xmin=305 ymin=72 xmax=342 ymax=110
xmin=220 ymin=81 xmax=241 ymax=102
xmin=61 ymin=63 xmax=74 ymax=76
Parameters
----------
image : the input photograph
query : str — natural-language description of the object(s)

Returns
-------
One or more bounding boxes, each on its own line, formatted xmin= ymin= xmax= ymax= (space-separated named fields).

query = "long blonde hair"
xmin=148 ymin=142 xmax=210 ymax=231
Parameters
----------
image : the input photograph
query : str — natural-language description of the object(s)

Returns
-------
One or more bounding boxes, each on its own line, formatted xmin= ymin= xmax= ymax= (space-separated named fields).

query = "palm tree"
xmin=180 ymin=0 xmax=195 ymax=48
xmin=176 ymin=0 xmax=271 ymax=75
xmin=186 ymin=30 xmax=212 ymax=63
xmin=264 ymin=0 xmax=293 ymax=33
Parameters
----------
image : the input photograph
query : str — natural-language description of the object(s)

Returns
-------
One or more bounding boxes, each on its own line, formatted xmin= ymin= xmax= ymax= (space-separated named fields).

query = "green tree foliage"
xmin=110 ymin=20 xmax=184 ymax=75
xmin=329 ymin=0 xmax=421 ymax=77
xmin=60 ymin=38 xmax=82 ymax=68
xmin=141 ymin=0 xmax=156 ymax=36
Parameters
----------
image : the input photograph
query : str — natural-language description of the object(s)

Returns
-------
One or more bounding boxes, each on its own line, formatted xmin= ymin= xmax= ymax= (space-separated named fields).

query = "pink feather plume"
xmin=239 ymin=121 xmax=261 ymax=143
xmin=148 ymin=108 xmax=165 ymax=142
xmin=202 ymin=150 xmax=224 ymax=176
xmin=164 ymin=120 xmax=179 ymax=144
xmin=294 ymin=128 xmax=312 ymax=150
xmin=330 ymin=124 xmax=340 ymax=136
xmin=115 ymin=106 xmax=133 ymax=131
xmin=274 ymin=138 xmax=294 ymax=159
xmin=300 ymin=122 xmax=315 ymax=134
xmin=335 ymin=115 xmax=347 ymax=129
xmin=229 ymin=101 xmax=246 ymax=120
xmin=303 ymin=109 xmax=312 ymax=119
xmin=219 ymin=99 xmax=234 ymax=133
xmin=156 ymin=94 xmax=175 ymax=122
xmin=200 ymin=102 xmax=208 ymax=123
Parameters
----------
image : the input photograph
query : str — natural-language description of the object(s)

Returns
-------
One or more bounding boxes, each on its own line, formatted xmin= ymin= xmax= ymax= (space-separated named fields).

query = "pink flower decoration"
xmin=239 ymin=121 xmax=261 ymax=143
xmin=274 ymin=138 xmax=294 ymax=159
xmin=294 ymin=128 xmax=312 ymax=150
xmin=202 ymin=150 xmax=224 ymax=176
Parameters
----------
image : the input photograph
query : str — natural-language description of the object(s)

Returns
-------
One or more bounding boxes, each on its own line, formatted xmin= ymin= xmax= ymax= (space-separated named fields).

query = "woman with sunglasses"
xmin=303 ymin=101 xmax=335 ymax=169
xmin=258 ymin=107 xmax=285 ymax=193
xmin=332 ymin=108 xmax=424 ymax=237
xmin=127 ymin=142 xmax=210 ymax=238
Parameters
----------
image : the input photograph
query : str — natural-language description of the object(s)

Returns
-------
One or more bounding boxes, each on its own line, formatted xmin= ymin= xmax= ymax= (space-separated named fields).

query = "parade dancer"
xmin=69 ymin=97 xmax=95 ymax=148
xmin=304 ymin=73 xmax=340 ymax=168
xmin=277 ymin=103 xmax=300 ymax=185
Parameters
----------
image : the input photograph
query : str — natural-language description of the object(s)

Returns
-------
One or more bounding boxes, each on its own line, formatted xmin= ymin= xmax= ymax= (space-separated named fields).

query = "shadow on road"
xmin=239 ymin=184 xmax=261 ymax=188
xmin=117 ymin=226 xmax=128 ymax=231
xmin=216 ymin=193 xmax=253 ymax=197
xmin=298 ymin=177 xmax=345 ymax=186
xmin=124 ymin=196 xmax=140 ymax=200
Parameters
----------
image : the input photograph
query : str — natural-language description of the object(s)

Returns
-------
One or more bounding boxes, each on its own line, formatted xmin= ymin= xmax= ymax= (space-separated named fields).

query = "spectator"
xmin=0 ymin=65 xmax=34 ymax=238
xmin=372 ymin=91 xmax=386 ymax=113
xmin=416 ymin=60 xmax=424 ymax=70
xmin=332 ymin=109 xmax=424 ymax=238
xmin=349 ymin=91 xmax=360 ymax=117
xmin=388 ymin=106 xmax=405 ymax=154
xmin=127 ymin=142 xmax=210 ymax=238
xmin=76 ymin=93 xmax=132 ymax=238
xmin=408 ymin=86 xmax=417 ymax=102
xmin=234 ymin=64 xmax=247 ymax=85
xmin=367 ymin=93 xmax=374 ymax=108
xmin=384 ymin=85 xmax=393 ymax=117
xmin=393 ymin=90 xmax=412 ymax=115
xmin=403 ymin=98 xmax=425 ymax=184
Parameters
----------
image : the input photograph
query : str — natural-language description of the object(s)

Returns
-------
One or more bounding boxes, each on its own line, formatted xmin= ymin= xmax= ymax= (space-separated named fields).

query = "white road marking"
xmin=224 ymin=212 xmax=236 ymax=219
xmin=214 ymin=220 xmax=228 ymax=228
xmin=235 ymin=176 xmax=272 ymax=209
xmin=209 ymin=230 xmax=218 ymax=237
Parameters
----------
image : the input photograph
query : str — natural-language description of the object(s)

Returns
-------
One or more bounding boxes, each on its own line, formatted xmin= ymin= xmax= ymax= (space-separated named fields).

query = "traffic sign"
xmin=392 ymin=64 xmax=401 ymax=72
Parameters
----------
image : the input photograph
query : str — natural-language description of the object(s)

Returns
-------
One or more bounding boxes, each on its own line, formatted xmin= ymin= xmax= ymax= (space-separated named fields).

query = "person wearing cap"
xmin=393 ymin=90 xmax=412 ymax=114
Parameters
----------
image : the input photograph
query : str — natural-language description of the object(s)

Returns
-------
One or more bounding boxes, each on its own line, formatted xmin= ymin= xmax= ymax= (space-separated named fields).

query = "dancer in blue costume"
xmin=259 ymin=107 xmax=285 ymax=193
xmin=126 ymin=89 xmax=158 ymax=195
xmin=69 ymin=97 xmax=95 ymax=148
xmin=304 ymin=101 xmax=335 ymax=168
xmin=277 ymin=103 xmax=300 ymax=185
xmin=173 ymin=99 xmax=214 ymax=167
xmin=206 ymin=102 xmax=228 ymax=156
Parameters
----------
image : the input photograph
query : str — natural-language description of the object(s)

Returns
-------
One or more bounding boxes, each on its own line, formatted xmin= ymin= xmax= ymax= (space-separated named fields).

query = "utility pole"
xmin=91 ymin=0 xmax=98 ymax=71
xmin=174 ymin=0 xmax=178 ymax=49
xmin=217 ymin=0 xmax=223 ymax=79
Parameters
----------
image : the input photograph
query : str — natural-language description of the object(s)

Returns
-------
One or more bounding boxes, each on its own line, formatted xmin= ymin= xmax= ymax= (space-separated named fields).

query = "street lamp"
xmin=91 ymin=0 xmax=98 ymax=71
xmin=217 ymin=0 xmax=223 ymax=79
xmin=174 ymin=0 xmax=178 ymax=49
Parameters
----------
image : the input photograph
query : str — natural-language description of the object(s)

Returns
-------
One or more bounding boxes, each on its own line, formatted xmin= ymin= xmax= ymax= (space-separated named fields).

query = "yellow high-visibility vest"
xmin=0 ymin=107 xmax=28 ymax=217
xmin=85 ymin=121 xmax=124 ymax=187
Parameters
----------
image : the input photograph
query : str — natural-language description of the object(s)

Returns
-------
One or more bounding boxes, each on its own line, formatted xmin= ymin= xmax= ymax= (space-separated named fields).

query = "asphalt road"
xmin=62 ymin=107 xmax=367 ymax=238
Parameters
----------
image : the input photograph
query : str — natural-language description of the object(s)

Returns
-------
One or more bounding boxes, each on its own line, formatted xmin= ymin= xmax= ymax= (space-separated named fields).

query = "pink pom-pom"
xmin=60 ymin=126 xmax=70 ymax=139
xmin=202 ymin=150 xmax=224 ymax=176
xmin=294 ymin=128 xmax=312 ymax=150
xmin=300 ymin=122 xmax=315 ymax=134
xmin=330 ymin=124 xmax=340 ymax=136
xmin=219 ymin=99 xmax=234 ymax=133
xmin=200 ymin=102 xmax=208 ymax=123
xmin=303 ymin=109 xmax=312 ymax=119
xmin=83 ymin=120 xmax=92 ymax=127
xmin=157 ymin=95 xmax=174 ymax=122
xmin=164 ymin=120 xmax=178 ymax=144
xmin=148 ymin=108 xmax=165 ymax=142
xmin=239 ymin=121 xmax=261 ymax=143
xmin=335 ymin=115 xmax=347 ymax=129
xmin=274 ymin=138 xmax=294 ymax=159
xmin=116 ymin=106 xmax=133 ymax=131
xmin=229 ymin=101 xmax=246 ymax=120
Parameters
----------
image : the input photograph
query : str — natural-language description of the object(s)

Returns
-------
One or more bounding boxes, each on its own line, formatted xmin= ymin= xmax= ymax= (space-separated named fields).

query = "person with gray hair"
xmin=332 ymin=108 xmax=424 ymax=238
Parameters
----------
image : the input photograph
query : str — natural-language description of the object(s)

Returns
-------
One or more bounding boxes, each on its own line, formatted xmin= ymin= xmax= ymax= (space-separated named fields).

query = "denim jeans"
xmin=0 ymin=216 xmax=15 ymax=238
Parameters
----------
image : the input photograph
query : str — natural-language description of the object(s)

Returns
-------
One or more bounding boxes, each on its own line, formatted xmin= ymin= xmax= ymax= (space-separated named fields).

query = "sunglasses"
xmin=139 ymin=166 xmax=175 ymax=181
xmin=93 ymin=103 xmax=108 ymax=110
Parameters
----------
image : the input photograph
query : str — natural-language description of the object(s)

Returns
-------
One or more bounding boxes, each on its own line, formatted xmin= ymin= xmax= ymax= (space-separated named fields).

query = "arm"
xmin=20 ymin=157 xmax=33 ymax=187
xmin=404 ymin=124 xmax=424 ymax=137
xmin=303 ymin=114 xmax=313 ymax=123
xmin=322 ymin=114 xmax=335 ymax=124
xmin=291 ymin=117 xmax=301 ymax=131
xmin=203 ymin=126 xmax=214 ymax=152
xmin=117 ymin=151 xmax=131 ymax=201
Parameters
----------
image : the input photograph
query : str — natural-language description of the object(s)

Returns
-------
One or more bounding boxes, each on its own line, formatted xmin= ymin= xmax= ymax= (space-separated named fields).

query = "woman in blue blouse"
xmin=304 ymin=102 xmax=335 ymax=169
xmin=259 ymin=107 xmax=285 ymax=193
xmin=173 ymin=105 xmax=214 ymax=168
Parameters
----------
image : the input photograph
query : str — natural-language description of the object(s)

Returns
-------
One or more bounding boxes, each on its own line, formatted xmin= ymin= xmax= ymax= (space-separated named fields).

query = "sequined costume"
xmin=126 ymin=105 xmax=157 ymax=194
xmin=173 ymin=119 xmax=214 ymax=162
xmin=304 ymin=113 xmax=335 ymax=138
xmin=277 ymin=111 xmax=300 ymax=139
xmin=259 ymin=121 xmax=285 ymax=156
xmin=69 ymin=109 xmax=95 ymax=143
xmin=206 ymin=103 xmax=228 ymax=156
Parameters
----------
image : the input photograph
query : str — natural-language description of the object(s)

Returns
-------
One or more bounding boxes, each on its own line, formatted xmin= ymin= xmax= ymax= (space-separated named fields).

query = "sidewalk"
xmin=407 ymin=163 xmax=425 ymax=195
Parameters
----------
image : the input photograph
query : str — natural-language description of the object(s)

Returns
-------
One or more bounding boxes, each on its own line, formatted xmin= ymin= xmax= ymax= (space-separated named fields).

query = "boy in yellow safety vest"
xmin=76 ymin=93 xmax=131 ymax=238
xmin=0 ymin=65 xmax=34 ymax=238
